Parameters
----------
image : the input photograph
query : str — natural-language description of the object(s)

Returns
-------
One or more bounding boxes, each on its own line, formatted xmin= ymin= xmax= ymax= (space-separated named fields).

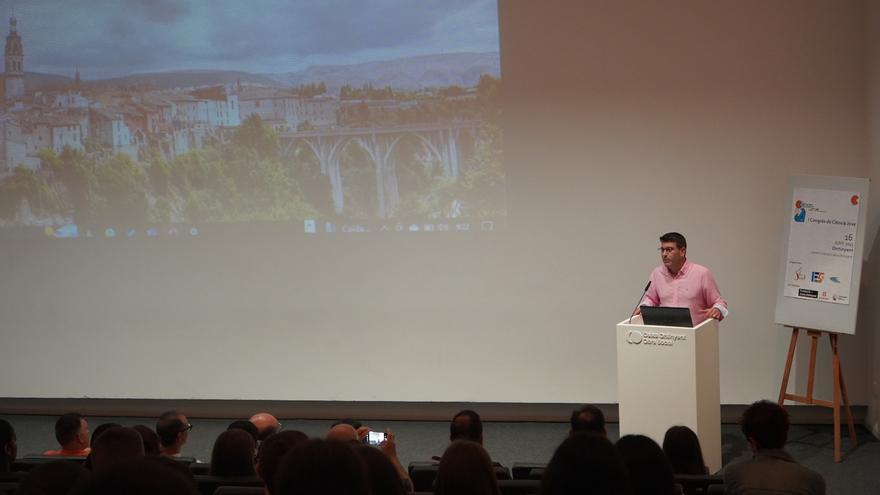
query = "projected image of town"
xmin=0 ymin=1 xmax=502 ymax=238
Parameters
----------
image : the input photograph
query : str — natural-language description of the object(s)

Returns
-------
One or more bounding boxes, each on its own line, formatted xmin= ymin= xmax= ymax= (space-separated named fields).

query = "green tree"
xmin=232 ymin=114 xmax=280 ymax=160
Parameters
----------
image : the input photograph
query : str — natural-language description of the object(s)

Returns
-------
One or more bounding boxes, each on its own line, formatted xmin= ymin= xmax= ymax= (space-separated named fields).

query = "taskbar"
xmin=0 ymin=218 xmax=504 ymax=240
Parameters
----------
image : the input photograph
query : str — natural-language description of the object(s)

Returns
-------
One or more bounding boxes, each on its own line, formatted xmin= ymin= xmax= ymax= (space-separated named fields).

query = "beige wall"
xmin=502 ymin=0 xmax=870 ymax=403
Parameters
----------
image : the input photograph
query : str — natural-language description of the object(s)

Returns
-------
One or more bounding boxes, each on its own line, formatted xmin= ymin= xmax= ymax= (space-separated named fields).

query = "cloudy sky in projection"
xmin=4 ymin=0 xmax=499 ymax=79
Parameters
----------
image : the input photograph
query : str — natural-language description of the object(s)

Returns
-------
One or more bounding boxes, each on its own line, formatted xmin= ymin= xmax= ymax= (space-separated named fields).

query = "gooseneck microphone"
xmin=629 ymin=281 xmax=651 ymax=324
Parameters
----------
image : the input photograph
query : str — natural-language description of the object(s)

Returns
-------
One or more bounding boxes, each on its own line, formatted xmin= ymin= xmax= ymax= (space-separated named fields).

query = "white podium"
xmin=616 ymin=315 xmax=721 ymax=473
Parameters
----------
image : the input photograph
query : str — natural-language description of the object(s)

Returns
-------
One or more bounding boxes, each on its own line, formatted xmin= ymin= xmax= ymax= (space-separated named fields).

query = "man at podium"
xmin=641 ymin=232 xmax=728 ymax=326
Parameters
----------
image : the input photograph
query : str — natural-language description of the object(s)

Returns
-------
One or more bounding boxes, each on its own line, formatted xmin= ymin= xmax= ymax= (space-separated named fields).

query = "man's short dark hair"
xmin=156 ymin=411 xmax=186 ymax=447
xmin=740 ymin=400 xmax=789 ymax=450
xmin=227 ymin=420 xmax=259 ymax=442
xmin=659 ymin=232 xmax=687 ymax=249
xmin=450 ymin=410 xmax=483 ymax=443
xmin=0 ymin=418 xmax=15 ymax=471
xmin=0 ymin=418 xmax=13 ymax=449
xmin=257 ymin=430 xmax=309 ymax=494
xmin=570 ymin=405 xmax=606 ymax=434
xmin=55 ymin=413 xmax=84 ymax=446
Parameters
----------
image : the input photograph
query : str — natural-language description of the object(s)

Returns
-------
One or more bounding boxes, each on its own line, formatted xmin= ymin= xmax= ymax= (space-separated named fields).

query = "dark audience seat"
xmin=498 ymin=479 xmax=541 ymax=495
xmin=193 ymin=475 xmax=263 ymax=495
xmin=12 ymin=455 xmax=86 ymax=472
xmin=0 ymin=481 xmax=19 ymax=495
xmin=190 ymin=462 xmax=211 ymax=475
xmin=511 ymin=462 xmax=546 ymax=480
xmin=0 ymin=473 xmax=26 ymax=483
xmin=706 ymin=484 xmax=725 ymax=495
xmin=675 ymin=474 xmax=724 ymax=495
xmin=408 ymin=462 xmax=438 ymax=492
xmin=213 ymin=487 xmax=264 ymax=495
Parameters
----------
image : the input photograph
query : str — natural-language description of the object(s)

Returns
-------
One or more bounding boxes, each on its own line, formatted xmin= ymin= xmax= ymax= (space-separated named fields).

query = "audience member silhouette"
xmin=90 ymin=427 xmax=145 ymax=473
xmin=724 ymin=400 xmax=825 ymax=495
xmin=228 ymin=419 xmax=260 ymax=443
xmin=44 ymin=412 xmax=91 ymax=456
xmin=355 ymin=443 xmax=409 ymax=495
xmin=541 ymin=433 xmax=631 ymax=495
xmin=616 ymin=434 xmax=676 ymax=495
xmin=275 ymin=439 xmax=370 ymax=495
xmin=73 ymin=458 xmax=198 ymax=495
xmin=569 ymin=404 xmax=607 ymax=437
xmin=434 ymin=440 xmax=500 ymax=495
xmin=132 ymin=424 xmax=161 ymax=456
xmin=0 ymin=418 xmax=16 ymax=473
xmin=256 ymin=430 xmax=309 ymax=495
xmin=156 ymin=410 xmax=191 ymax=457
xmin=662 ymin=425 xmax=709 ymax=475
xmin=210 ymin=428 xmax=257 ymax=477
xmin=17 ymin=460 xmax=89 ymax=495
xmin=89 ymin=422 xmax=121 ymax=448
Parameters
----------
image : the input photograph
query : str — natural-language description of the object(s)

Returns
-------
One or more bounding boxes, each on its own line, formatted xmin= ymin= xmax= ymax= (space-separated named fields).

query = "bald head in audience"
xmin=250 ymin=413 xmax=281 ymax=441
xmin=326 ymin=423 xmax=359 ymax=442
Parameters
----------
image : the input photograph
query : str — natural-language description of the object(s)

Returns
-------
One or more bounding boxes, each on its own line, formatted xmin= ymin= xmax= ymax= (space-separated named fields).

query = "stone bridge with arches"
xmin=279 ymin=121 xmax=481 ymax=218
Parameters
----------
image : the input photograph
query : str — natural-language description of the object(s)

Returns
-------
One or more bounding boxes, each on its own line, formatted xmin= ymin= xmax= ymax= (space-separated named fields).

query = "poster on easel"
xmin=775 ymin=175 xmax=869 ymax=336
xmin=783 ymin=188 xmax=861 ymax=305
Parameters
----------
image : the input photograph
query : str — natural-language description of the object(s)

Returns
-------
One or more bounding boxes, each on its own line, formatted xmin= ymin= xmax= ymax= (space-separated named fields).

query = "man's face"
xmin=77 ymin=419 xmax=90 ymax=448
xmin=660 ymin=241 xmax=686 ymax=272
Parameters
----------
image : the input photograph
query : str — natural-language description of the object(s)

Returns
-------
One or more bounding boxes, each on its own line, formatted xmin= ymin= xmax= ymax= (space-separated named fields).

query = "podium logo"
xmin=626 ymin=330 xmax=644 ymax=345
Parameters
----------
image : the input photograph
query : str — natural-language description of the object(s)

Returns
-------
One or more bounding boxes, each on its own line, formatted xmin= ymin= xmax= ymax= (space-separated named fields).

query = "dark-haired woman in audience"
xmin=210 ymin=429 xmax=256 ymax=477
xmin=616 ymin=434 xmax=676 ymax=495
xmin=541 ymin=433 xmax=631 ymax=495
xmin=662 ymin=425 xmax=709 ymax=475
xmin=132 ymin=424 xmax=162 ymax=456
xmin=435 ymin=440 xmax=501 ymax=495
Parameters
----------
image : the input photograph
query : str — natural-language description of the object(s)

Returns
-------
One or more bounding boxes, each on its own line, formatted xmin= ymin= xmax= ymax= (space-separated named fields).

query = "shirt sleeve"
xmin=703 ymin=269 xmax=728 ymax=319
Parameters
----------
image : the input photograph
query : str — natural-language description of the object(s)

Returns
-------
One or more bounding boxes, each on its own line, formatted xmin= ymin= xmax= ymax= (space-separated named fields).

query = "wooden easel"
xmin=777 ymin=326 xmax=857 ymax=462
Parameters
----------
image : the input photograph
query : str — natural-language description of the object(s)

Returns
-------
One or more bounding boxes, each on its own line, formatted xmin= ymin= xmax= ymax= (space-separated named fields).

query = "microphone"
xmin=629 ymin=281 xmax=651 ymax=324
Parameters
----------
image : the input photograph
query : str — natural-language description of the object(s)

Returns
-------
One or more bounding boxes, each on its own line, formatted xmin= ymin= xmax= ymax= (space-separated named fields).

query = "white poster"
xmin=784 ymin=188 xmax=861 ymax=304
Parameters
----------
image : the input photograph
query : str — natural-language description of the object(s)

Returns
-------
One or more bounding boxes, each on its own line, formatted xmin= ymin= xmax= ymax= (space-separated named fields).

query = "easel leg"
xmin=829 ymin=333 xmax=858 ymax=454
xmin=778 ymin=328 xmax=799 ymax=404
xmin=831 ymin=334 xmax=842 ymax=462
xmin=806 ymin=331 xmax=821 ymax=402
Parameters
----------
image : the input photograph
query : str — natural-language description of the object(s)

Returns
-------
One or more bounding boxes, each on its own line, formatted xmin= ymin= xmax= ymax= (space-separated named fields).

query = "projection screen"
xmin=0 ymin=0 xmax=871 ymax=406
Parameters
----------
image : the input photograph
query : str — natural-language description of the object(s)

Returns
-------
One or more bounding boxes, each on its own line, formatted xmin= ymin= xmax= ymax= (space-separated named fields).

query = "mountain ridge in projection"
xmin=19 ymin=52 xmax=500 ymax=93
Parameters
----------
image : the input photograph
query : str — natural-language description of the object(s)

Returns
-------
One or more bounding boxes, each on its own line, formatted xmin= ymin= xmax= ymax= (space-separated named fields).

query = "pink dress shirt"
xmin=643 ymin=260 xmax=728 ymax=326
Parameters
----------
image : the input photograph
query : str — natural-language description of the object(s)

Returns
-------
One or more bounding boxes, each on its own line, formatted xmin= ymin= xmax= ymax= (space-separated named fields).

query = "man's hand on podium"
xmin=702 ymin=307 xmax=722 ymax=320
